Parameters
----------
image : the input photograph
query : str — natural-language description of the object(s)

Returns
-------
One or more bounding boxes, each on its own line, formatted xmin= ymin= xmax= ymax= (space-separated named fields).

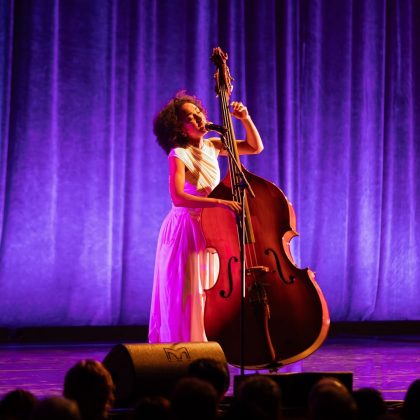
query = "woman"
xmin=149 ymin=91 xmax=263 ymax=343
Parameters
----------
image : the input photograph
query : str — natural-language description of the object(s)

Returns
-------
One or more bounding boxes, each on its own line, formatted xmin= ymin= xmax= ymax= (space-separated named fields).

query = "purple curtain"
xmin=0 ymin=0 xmax=419 ymax=327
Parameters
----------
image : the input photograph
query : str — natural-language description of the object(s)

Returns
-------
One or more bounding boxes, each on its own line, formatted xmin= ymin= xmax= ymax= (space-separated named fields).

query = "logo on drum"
xmin=163 ymin=346 xmax=191 ymax=362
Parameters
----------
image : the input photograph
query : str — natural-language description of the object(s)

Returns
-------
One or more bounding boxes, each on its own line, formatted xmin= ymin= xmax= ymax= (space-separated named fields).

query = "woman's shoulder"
xmin=168 ymin=146 xmax=188 ymax=159
xmin=206 ymin=137 xmax=224 ymax=155
xmin=168 ymin=139 xmax=221 ymax=158
xmin=204 ymin=137 xmax=223 ymax=153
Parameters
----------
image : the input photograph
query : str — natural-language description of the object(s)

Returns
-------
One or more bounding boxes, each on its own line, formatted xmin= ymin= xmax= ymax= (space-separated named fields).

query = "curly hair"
xmin=153 ymin=91 xmax=207 ymax=154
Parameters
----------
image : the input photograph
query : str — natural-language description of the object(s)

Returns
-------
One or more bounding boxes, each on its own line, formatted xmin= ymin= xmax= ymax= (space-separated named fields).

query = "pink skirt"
xmin=148 ymin=207 xmax=217 ymax=343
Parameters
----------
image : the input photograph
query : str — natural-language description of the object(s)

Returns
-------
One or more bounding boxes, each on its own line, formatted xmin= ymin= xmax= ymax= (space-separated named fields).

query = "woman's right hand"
xmin=216 ymin=199 xmax=242 ymax=214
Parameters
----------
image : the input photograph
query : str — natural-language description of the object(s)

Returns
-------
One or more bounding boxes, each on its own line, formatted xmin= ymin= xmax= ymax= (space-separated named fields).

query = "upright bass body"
xmin=201 ymin=47 xmax=329 ymax=369
xmin=201 ymin=169 xmax=330 ymax=369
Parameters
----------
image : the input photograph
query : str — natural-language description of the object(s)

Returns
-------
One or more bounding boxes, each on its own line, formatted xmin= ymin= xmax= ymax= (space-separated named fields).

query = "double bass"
xmin=201 ymin=47 xmax=330 ymax=369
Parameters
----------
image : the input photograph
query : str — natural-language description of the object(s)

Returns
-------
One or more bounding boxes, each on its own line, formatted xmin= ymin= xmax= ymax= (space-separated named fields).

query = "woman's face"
xmin=178 ymin=102 xmax=207 ymax=140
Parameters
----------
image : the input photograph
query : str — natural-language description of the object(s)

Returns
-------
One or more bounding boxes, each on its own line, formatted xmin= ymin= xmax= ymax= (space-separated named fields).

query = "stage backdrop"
xmin=0 ymin=0 xmax=419 ymax=327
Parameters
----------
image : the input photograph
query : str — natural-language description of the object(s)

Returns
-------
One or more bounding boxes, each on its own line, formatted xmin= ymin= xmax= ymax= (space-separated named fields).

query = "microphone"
xmin=205 ymin=122 xmax=228 ymax=134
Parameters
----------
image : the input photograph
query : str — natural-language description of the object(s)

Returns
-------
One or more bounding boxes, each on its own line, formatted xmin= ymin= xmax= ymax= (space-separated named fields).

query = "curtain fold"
xmin=0 ymin=0 xmax=419 ymax=326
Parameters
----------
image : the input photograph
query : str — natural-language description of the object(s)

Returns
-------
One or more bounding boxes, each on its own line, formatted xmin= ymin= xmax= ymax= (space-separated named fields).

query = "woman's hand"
xmin=211 ymin=100 xmax=263 ymax=156
xmin=231 ymin=101 xmax=249 ymax=120
xmin=217 ymin=199 xmax=242 ymax=214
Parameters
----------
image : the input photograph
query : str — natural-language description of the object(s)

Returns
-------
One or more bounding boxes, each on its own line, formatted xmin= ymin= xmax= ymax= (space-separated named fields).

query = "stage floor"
xmin=0 ymin=335 xmax=419 ymax=402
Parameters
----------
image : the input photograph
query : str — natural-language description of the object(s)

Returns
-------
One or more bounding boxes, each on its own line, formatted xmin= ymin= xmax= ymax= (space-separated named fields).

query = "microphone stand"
xmin=220 ymin=134 xmax=255 ymax=376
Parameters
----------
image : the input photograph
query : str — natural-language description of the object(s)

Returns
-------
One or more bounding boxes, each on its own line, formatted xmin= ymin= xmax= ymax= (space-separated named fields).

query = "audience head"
xmin=132 ymin=396 xmax=170 ymax=420
xmin=232 ymin=374 xmax=282 ymax=420
xmin=171 ymin=376 xmax=218 ymax=420
xmin=402 ymin=378 xmax=420 ymax=420
xmin=31 ymin=396 xmax=80 ymax=420
xmin=0 ymin=389 xmax=37 ymax=420
xmin=63 ymin=359 xmax=114 ymax=420
xmin=353 ymin=387 xmax=387 ymax=420
xmin=187 ymin=357 xmax=230 ymax=400
xmin=308 ymin=377 xmax=356 ymax=420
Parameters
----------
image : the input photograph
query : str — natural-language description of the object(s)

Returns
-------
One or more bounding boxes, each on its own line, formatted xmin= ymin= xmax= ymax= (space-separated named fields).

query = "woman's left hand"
xmin=231 ymin=101 xmax=249 ymax=120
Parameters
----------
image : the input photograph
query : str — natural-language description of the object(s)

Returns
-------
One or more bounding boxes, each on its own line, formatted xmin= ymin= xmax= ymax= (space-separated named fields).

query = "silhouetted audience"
xmin=187 ymin=357 xmax=230 ymax=401
xmin=353 ymin=387 xmax=387 ymax=420
xmin=229 ymin=375 xmax=282 ymax=420
xmin=63 ymin=359 xmax=114 ymax=420
xmin=1 ymin=364 xmax=418 ymax=420
xmin=402 ymin=378 xmax=420 ymax=420
xmin=31 ymin=396 xmax=80 ymax=420
xmin=171 ymin=377 xmax=218 ymax=420
xmin=307 ymin=377 xmax=356 ymax=420
xmin=0 ymin=389 xmax=37 ymax=420
xmin=131 ymin=396 xmax=170 ymax=420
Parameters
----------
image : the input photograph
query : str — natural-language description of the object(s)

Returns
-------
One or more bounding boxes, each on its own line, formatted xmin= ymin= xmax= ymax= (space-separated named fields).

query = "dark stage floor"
xmin=0 ymin=334 xmax=419 ymax=404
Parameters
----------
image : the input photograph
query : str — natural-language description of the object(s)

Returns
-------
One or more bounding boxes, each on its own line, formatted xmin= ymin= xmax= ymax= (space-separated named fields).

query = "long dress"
xmin=148 ymin=139 xmax=221 ymax=343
